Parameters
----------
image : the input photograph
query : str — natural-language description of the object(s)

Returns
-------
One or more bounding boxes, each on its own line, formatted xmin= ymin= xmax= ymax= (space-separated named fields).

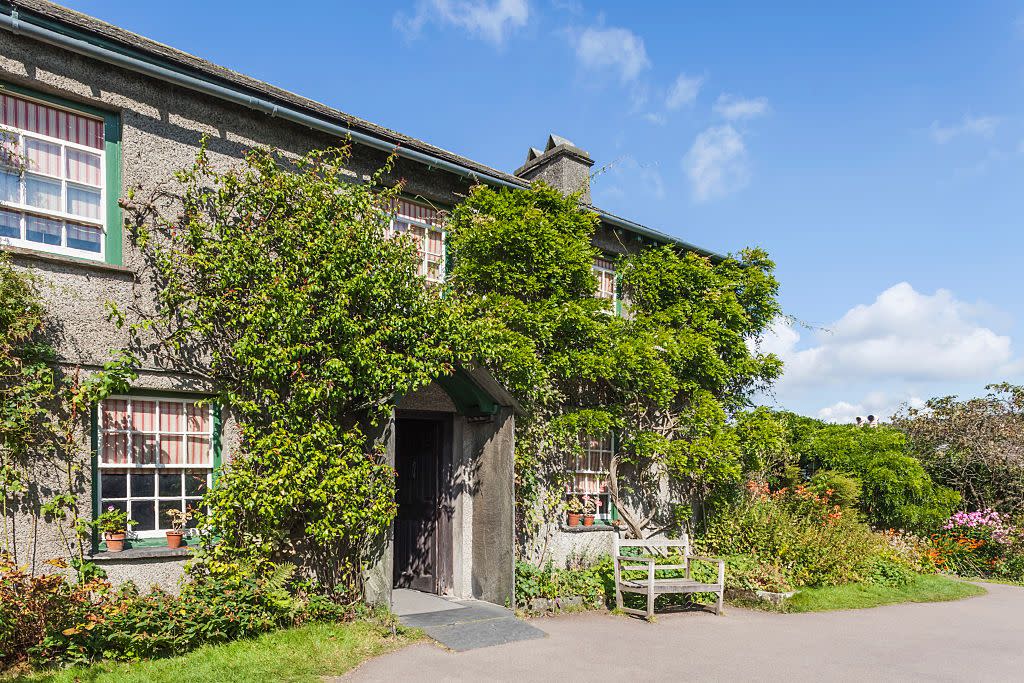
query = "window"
xmin=593 ymin=257 xmax=617 ymax=313
xmin=0 ymin=92 xmax=106 ymax=259
xmin=567 ymin=434 xmax=613 ymax=521
xmin=390 ymin=199 xmax=444 ymax=283
xmin=98 ymin=396 xmax=215 ymax=539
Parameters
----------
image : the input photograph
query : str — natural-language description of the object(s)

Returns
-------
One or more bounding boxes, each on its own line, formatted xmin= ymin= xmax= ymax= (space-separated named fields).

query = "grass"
xmin=763 ymin=574 xmax=986 ymax=613
xmin=13 ymin=620 xmax=419 ymax=683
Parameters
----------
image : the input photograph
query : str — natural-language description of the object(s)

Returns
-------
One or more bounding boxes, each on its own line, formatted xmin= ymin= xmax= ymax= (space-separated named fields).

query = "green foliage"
xmin=776 ymin=412 xmax=959 ymax=531
xmin=513 ymin=560 xmax=604 ymax=609
xmin=808 ymin=470 xmax=862 ymax=510
xmin=0 ymin=555 xmax=352 ymax=670
xmin=698 ymin=483 xmax=888 ymax=588
xmin=895 ymin=384 xmax=1024 ymax=516
xmin=447 ymin=182 xmax=784 ymax=542
xmin=91 ymin=505 xmax=136 ymax=535
xmin=123 ymin=144 xmax=474 ymax=595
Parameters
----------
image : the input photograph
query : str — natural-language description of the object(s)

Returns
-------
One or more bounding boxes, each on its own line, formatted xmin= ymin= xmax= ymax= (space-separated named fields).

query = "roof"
xmin=2 ymin=0 xmax=721 ymax=259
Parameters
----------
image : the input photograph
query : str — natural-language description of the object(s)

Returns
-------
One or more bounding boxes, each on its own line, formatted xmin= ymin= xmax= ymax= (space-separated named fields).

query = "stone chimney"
xmin=514 ymin=134 xmax=595 ymax=204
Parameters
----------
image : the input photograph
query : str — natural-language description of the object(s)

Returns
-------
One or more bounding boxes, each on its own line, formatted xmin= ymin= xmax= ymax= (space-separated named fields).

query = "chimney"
xmin=514 ymin=134 xmax=595 ymax=204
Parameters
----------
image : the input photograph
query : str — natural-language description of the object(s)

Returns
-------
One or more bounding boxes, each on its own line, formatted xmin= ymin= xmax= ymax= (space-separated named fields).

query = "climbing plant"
xmin=120 ymin=144 xmax=476 ymax=597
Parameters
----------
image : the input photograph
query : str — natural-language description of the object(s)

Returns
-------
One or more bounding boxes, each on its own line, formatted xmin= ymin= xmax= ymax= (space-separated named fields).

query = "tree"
xmin=122 ymin=144 xmax=474 ymax=595
xmin=894 ymin=384 xmax=1024 ymax=516
xmin=446 ymin=184 xmax=784 ymax=541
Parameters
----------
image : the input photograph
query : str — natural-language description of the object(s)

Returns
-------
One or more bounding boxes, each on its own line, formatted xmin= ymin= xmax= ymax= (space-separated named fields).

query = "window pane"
xmin=130 ymin=472 xmax=154 ymax=498
xmin=66 ymin=149 xmax=101 ymax=186
xmin=160 ymin=434 xmax=183 ymax=464
xmin=0 ymin=171 xmax=19 ymax=204
xmin=25 ymin=214 xmax=61 ymax=245
xmin=159 ymin=472 xmax=182 ymax=497
xmin=66 ymin=186 xmax=101 ymax=220
xmin=187 ymin=435 xmax=210 ymax=465
xmin=25 ymin=175 xmax=61 ymax=212
xmin=133 ymin=433 xmax=157 ymax=465
xmin=101 ymin=432 xmax=129 ymax=465
xmin=100 ymin=471 xmax=127 ymax=499
xmin=132 ymin=400 xmax=157 ymax=431
xmin=24 ymin=139 xmax=60 ymax=176
xmin=66 ymin=223 xmax=101 ymax=253
xmin=160 ymin=402 xmax=184 ymax=432
xmin=158 ymin=500 xmax=181 ymax=530
xmin=0 ymin=209 xmax=19 ymax=238
xmin=186 ymin=404 xmax=209 ymax=433
xmin=101 ymin=399 xmax=128 ymax=429
xmin=131 ymin=499 xmax=156 ymax=531
xmin=103 ymin=500 xmax=127 ymax=516
xmin=184 ymin=472 xmax=208 ymax=497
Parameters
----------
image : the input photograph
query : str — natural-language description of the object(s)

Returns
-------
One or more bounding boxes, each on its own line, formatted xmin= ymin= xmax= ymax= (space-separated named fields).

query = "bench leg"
xmin=646 ymin=585 xmax=655 ymax=620
xmin=615 ymin=584 xmax=623 ymax=612
xmin=715 ymin=589 xmax=724 ymax=615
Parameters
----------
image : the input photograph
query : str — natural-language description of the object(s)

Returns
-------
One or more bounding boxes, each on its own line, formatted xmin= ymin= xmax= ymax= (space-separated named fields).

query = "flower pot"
xmin=165 ymin=531 xmax=185 ymax=549
xmin=567 ymin=512 xmax=581 ymax=527
xmin=104 ymin=532 xmax=126 ymax=552
xmin=582 ymin=514 xmax=595 ymax=527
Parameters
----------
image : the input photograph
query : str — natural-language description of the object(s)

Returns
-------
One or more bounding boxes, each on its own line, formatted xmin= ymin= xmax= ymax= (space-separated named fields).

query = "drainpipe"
xmin=0 ymin=4 xmax=721 ymax=259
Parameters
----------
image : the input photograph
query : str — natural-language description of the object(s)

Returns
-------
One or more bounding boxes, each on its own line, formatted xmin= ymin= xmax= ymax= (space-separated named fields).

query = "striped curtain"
xmin=0 ymin=94 xmax=103 ymax=149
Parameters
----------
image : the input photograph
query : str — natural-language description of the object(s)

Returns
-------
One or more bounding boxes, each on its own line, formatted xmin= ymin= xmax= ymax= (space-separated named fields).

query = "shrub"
xmin=698 ymin=481 xmax=888 ymax=588
xmin=929 ymin=509 xmax=1024 ymax=581
xmin=808 ymin=470 xmax=861 ymax=509
xmin=514 ymin=560 xmax=604 ymax=609
xmin=0 ymin=556 xmax=351 ymax=671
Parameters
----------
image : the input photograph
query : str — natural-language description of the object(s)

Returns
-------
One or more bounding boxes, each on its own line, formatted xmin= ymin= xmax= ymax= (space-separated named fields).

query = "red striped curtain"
xmin=0 ymin=94 xmax=103 ymax=150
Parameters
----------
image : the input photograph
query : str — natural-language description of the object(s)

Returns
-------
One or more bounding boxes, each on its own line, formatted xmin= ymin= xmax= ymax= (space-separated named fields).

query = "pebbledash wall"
xmin=0 ymin=1 xmax=712 ymax=599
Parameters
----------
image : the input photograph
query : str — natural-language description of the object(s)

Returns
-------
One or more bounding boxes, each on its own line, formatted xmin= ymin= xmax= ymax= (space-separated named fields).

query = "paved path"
xmin=347 ymin=582 xmax=1024 ymax=682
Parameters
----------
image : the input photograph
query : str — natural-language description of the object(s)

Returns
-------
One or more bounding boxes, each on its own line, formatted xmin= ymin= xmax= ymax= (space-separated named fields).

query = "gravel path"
xmin=345 ymin=582 xmax=1024 ymax=682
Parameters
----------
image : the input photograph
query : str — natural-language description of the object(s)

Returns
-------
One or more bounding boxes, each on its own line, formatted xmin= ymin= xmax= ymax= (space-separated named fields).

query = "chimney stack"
xmin=514 ymin=134 xmax=594 ymax=204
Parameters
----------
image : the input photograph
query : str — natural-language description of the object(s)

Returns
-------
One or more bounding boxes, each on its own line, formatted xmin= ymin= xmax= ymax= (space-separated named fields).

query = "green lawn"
xmin=770 ymin=574 xmax=986 ymax=613
xmin=15 ymin=620 xmax=419 ymax=683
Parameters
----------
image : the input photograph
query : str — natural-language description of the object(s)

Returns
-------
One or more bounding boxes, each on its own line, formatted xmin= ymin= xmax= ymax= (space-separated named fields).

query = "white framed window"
xmin=390 ymin=198 xmax=444 ymax=283
xmin=98 ymin=396 xmax=214 ymax=538
xmin=0 ymin=93 xmax=106 ymax=260
xmin=567 ymin=434 xmax=613 ymax=521
xmin=593 ymin=257 xmax=617 ymax=313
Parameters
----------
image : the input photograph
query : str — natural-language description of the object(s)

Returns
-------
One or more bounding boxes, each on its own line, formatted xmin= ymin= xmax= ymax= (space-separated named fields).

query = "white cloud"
xmin=755 ymin=284 xmax=1023 ymax=420
xmin=683 ymin=125 xmax=750 ymax=202
xmin=929 ymin=115 xmax=1000 ymax=144
xmin=574 ymin=26 xmax=651 ymax=83
xmin=665 ymin=73 xmax=703 ymax=110
xmin=396 ymin=0 xmax=529 ymax=45
xmin=713 ymin=94 xmax=770 ymax=120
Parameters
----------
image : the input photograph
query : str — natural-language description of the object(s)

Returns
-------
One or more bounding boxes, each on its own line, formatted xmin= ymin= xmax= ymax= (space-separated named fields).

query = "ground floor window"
xmin=97 ymin=396 xmax=216 ymax=539
xmin=567 ymin=433 xmax=614 ymax=521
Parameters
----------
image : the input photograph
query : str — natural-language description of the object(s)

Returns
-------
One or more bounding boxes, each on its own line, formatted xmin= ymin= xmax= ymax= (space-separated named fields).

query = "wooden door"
xmin=393 ymin=418 xmax=442 ymax=593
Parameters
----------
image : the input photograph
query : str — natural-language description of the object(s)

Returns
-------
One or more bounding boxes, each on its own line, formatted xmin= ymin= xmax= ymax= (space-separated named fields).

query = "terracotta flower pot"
xmin=104 ymin=532 xmax=126 ymax=552
xmin=582 ymin=514 xmax=595 ymax=527
xmin=165 ymin=531 xmax=185 ymax=549
xmin=567 ymin=512 xmax=581 ymax=527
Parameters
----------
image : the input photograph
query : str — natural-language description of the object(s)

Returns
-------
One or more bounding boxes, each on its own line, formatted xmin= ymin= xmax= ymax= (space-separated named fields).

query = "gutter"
xmin=0 ymin=3 xmax=722 ymax=260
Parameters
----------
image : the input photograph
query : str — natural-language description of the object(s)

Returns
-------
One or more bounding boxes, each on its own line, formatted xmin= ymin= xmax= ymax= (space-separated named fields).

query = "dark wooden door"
xmin=393 ymin=418 xmax=442 ymax=592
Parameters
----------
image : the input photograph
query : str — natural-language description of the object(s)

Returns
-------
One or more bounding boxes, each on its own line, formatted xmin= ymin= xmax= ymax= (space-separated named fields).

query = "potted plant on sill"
xmin=94 ymin=505 xmax=136 ymax=552
xmin=164 ymin=507 xmax=193 ymax=549
xmin=582 ymin=494 xmax=602 ymax=527
xmin=566 ymin=495 xmax=583 ymax=527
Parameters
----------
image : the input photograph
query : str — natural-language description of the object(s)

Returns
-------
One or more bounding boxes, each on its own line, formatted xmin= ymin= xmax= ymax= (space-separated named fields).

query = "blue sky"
xmin=64 ymin=0 xmax=1024 ymax=421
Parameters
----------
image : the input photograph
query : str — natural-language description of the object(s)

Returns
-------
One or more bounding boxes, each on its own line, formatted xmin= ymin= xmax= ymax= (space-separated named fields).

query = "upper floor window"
xmin=390 ymin=199 xmax=444 ymax=283
xmin=593 ymin=257 xmax=617 ymax=313
xmin=0 ymin=93 xmax=106 ymax=260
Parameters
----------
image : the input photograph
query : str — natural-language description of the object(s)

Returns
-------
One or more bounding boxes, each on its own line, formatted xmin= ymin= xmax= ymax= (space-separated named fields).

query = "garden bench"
xmin=613 ymin=535 xmax=725 ymax=620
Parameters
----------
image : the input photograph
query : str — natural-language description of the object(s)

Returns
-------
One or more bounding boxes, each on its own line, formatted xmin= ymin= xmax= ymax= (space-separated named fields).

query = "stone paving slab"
xmin=397 ymin=597 xmax=546 ymax=652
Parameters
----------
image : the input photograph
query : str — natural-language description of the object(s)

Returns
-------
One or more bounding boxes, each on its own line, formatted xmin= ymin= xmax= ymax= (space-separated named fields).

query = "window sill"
xmin=87 ymin=545 xmax=192 ymax=562
xmin=2 ymin=244 xmax=132 ymax=276
xmin=559 ymin=523 xmax=619 ymax=533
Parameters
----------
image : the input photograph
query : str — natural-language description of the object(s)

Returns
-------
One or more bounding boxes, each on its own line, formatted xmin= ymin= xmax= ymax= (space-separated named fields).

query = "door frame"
xmin=393 ymin=410 xmax=454 ymax=595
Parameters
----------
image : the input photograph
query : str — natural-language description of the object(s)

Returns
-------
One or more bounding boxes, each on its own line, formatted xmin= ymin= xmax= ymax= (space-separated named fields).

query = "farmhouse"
xmin=0 ymin=0 xmax=716 ymax=608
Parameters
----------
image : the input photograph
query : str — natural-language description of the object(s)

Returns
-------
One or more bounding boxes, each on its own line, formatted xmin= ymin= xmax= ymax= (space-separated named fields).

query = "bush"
xmin=0 ymin=556 xmax=352 ymax=671
xmin=698 ymin=481 xmax=890 ymax=588
xmin=808 ymin=470 xmax=861 ymax=509
xmin=514 ymin=560 xmax=604 ymax=609
xmin=928 ymin=509 xmax=1024 ymax=582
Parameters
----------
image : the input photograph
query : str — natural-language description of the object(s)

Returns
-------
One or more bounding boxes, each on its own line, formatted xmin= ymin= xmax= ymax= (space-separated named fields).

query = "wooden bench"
xmin=613 ymin=535 xmax=725 ymax=619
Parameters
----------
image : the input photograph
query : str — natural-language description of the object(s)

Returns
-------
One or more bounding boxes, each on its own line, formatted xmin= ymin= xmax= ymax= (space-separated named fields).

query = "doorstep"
xmin=394 ymin=589 xmax=546 ymax=651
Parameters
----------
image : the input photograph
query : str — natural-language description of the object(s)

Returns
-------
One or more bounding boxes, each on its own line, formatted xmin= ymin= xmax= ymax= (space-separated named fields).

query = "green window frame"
xmin=0 ymin=81 xmax=122 ymax=266
xmin=90 ymin=393 xmax=222 ymax=551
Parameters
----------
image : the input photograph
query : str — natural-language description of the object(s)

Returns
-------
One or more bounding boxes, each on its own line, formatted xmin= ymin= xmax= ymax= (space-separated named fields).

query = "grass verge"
xmin=14 ymin=620 xmax=419 ymax=683
xmin=762 ymin=574 xmax=986 ymax=613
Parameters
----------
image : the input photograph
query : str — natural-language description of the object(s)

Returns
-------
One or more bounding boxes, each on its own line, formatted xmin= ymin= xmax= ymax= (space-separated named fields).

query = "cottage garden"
xmin=1 ymin=146 xmax=1023 ymax=676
